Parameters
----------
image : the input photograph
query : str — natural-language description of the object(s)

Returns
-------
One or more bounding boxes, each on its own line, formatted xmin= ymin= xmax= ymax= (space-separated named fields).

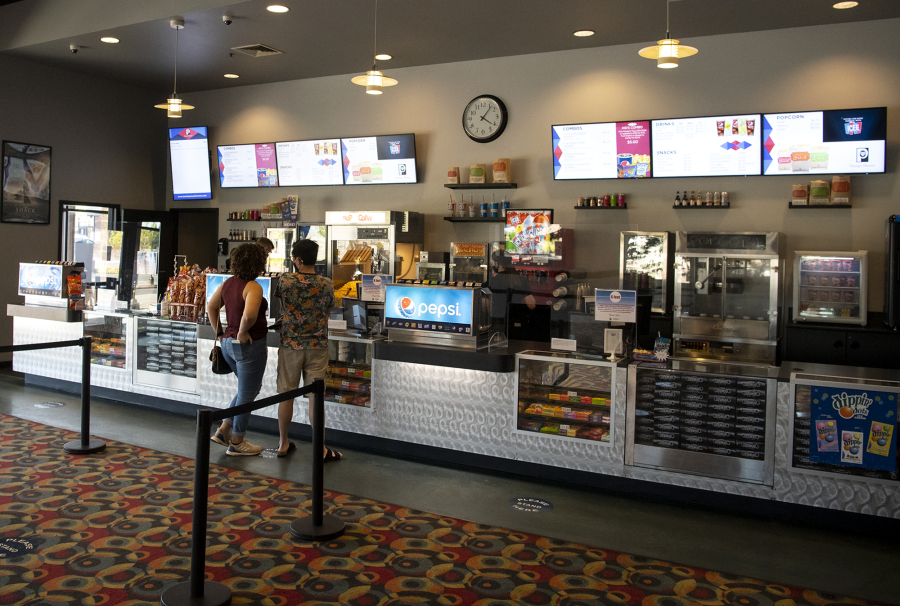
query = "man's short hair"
xmin=291 ymin=239 xmax=319 ymax=266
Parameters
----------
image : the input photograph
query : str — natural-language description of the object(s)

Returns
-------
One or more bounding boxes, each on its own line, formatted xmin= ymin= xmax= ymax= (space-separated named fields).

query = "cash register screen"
xmin=205 ymin=274 xmax=272 ymax=319
xmin=342 ymin=298 xmax=369 ymax=332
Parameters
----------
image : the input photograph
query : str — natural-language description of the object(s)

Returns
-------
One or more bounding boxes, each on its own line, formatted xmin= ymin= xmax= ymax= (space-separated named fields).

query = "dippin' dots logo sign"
xmin=372 ymin=276 xmax=382 ymax=286
xmin=608 ymin=291 xmax=622 ymax=303
xmin=396 ymin=297 xmax=416 ymax=319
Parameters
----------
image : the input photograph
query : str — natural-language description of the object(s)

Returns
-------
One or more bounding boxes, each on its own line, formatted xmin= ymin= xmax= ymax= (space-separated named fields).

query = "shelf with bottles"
xmin=574 ymin=204 xmax=627 ymax=210
xmin=672 ymin=191 xmax=729 ymax=209
xmin=444 ymin=183 xmax=517 ymax=190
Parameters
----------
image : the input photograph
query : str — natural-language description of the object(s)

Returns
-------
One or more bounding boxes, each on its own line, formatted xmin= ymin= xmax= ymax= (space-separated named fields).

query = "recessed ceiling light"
xmin=375 ymin=53 xmax=392 ymax=61
xmin=573 ymin=30 xmax=595 ymax=37
xmin=100 ymin=37 xmax=119 ymax=43
xmin=267 ymin=5 xmax=289 ymax=12
xmin=833 ymin=1 xmax=858 ymax=7
xmin=224 ymin=74 xmax=239 ymax=78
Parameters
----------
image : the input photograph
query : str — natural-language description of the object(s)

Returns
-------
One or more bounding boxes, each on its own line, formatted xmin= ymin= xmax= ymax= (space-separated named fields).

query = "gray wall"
xmin=0 ymin=54 xmax=166 ymax=360
xmin=171 ymin=19 xmax=900 ymax=313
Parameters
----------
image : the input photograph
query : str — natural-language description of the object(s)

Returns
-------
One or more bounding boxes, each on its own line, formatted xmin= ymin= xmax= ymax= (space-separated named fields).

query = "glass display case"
xmin=792 ymin=251 xmax=867 ymax=325
xmin=83 ymin=312 xmax=128 ymax=369
xmin=130 ymin=221 xmax=161 ymax=310
xmin=673 ymin=232 xmax=782 ymax=365
xmin=133 ymin=318 xmax=198 ymax=393
xmin=449 ymin=242 xmax=489 ymax=284
xmin=620 ymin=231 xmax=673 ymax=314
xmin=266 ymin=227 xmax=296 ymax=273
xmin=323 ymin=336 xmax=374 ymax=409
xmin=297 ymin=223 xmax=328 ymax=276
xmin=514 ymin=350 xmax=615 ymax=445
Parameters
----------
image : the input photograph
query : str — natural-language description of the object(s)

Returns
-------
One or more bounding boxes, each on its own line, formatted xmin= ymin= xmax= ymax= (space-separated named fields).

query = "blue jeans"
xmin=220 ymin=337 xmax=268 ymax=436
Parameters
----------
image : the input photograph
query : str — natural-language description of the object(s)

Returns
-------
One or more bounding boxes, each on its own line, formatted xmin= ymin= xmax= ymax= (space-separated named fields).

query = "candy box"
xmin=816 ymin=419 xmax=839 ymax=452
xmin=591 ymin=397 xmax=607 ymax=406
xmin=548 ymin=393 xmax=561 ymax=401
xmin=867 ymin=422 xmax=894 ymax=457
xmin=841 ymin=430 xmax=864 ymax=464
xmin=518 ymin=419 xmax=542 ymax=432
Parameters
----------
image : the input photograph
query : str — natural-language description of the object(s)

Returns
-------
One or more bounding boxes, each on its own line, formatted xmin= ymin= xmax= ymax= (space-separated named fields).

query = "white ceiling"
xmin=2 ymin=0 xmax=899 ymax=94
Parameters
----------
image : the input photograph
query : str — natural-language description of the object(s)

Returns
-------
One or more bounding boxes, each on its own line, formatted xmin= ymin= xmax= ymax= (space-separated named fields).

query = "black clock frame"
xmin=462 ymin=94 xmax=508 ymax=143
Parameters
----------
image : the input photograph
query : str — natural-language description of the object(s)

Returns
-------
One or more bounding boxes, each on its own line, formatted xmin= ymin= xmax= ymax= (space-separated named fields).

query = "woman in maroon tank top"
xmin=207 ymin=244 xmax=269 ymax=456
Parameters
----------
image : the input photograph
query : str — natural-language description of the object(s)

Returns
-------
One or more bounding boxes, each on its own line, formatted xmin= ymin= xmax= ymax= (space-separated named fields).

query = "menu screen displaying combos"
xmin=218 ymin=143 xmax=279 ymax=188
xmin=552 ymin=121 xmax=652 ymax=180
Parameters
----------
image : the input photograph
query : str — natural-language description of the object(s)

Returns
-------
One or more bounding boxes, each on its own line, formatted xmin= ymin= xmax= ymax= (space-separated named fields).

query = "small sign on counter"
xmin=360 ymin=274 xmax=392 ymax=302
xmin=594 ymin=289 xmax=636 ymax=323
xmin=328 ymin=319 xmax=347 ymax=331
xmin=550 ymin=338 xmax=577 ymax=352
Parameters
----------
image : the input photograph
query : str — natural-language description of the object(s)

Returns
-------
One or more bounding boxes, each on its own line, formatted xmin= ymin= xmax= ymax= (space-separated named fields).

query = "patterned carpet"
xmin=0 ymin=414 xmax=891 ymax=606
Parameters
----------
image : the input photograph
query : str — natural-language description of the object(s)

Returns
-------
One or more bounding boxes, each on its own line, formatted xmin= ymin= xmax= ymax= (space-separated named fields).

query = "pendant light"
xmin=638 ymin=0 xmax=698 ymax=69
xmin=351 ymin=0 xmax=397 ymax=94
xmin=154 ymin=17 xmax=195 ymax=117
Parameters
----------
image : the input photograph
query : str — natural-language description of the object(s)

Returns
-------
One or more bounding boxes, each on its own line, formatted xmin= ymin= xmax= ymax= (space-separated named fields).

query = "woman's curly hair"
xmin=231 ymin=243 xmax=267 ymax=281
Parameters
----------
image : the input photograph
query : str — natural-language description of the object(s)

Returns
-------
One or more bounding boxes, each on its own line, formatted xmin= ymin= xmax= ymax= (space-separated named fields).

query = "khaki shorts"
xmin=276 ymin=347 xmax=329 ymax=394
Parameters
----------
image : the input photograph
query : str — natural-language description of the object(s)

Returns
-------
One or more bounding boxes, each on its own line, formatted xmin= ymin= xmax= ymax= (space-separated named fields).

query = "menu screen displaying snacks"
xmin=762 ymin=107 xmax=886 ymax=175
xmin=552 ymin=121 xmax=652 ymax=180
xmin=217 ymin=143 xmax=279 ymax=188
xmin=169 ymin=126 xmax=212 ymax=200
xmin=341 ymin=134 xmax=417 ymax=185
xmin=651 ymin=114 xmax=762 ymax=177
xmin=275 ymin=139 xmax=343 ymax=186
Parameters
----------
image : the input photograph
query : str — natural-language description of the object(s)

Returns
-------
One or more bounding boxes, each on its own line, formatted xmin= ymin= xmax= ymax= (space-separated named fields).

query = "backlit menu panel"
xmin=275 ymin=139 xmax=343 ymax=186
xmin=552 ymin=121 xmax=652 ymax=180
xmin=217 ymin=143 xmax=278 ymax=188
xmin=341 ymin=134 xmax=417 ymax=184
xmin=651 ymin=114 xmax=762 ymax=177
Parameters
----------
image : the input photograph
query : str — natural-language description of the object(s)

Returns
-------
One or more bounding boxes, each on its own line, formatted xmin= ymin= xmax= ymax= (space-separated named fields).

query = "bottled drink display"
xmin=675 ymin=191 xmax=681 ymax=206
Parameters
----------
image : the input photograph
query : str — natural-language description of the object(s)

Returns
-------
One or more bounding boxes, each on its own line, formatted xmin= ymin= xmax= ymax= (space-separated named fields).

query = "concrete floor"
xmin=1 ymin=369 xmax=897 ymax=604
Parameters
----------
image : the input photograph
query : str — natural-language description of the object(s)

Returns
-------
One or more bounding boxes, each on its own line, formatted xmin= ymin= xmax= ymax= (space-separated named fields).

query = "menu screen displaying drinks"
xmin=341 ymin=134 xmax=417 ymax=184
xmin=169 ymin=126 xmax=212 ymax=200
xmin=552 ymin=121 xmax=652 ymax=180
xmin=651 ymin=114 xmax=762 ymax=177
xmin=275 ymin=139 xmax=343 ymax=186
xmin=762 ymin=107 xmax=886 ymax=175
xmin=217 ymin=143 xmax=279 ymax=188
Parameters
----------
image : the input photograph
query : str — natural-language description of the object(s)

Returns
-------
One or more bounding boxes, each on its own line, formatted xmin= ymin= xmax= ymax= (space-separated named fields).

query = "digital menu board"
xmin=217 ymin=143 xmax=278 ymax=188
xmin=384 ymin=284 xmax=473 ymax=334
xmin=552 ymin=121 xmax=652 ymax=180
xmin=275 ymin=139 xmax=343 ymax=186
xmin=651 ymin=114 xmax=762 ymax=177
xmin=169 ymin=126 xmax=212 ymax=200
xmin=341 ymin=134 xmax=417 ymax=184
xmin=762 ymin=107 xmax=886 ymax=175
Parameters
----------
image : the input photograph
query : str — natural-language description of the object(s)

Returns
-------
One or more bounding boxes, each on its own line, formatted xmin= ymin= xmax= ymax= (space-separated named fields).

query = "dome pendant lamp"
xmin=155 ymin=17 xmax=195 ymax=117
xmin=638 ymin=0 xmax=698 ymax=68
xmin=351 ymin=0 xmax=397 ymax=94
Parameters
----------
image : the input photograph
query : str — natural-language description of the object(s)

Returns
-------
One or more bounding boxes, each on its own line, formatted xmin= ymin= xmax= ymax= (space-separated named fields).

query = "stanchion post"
xmin=290 ymin=379 xmax=345 ymax=541
xmin=64 ymin=336 xmax=105 ymax=454
xmin=160 ymin=409 xmax=231 ymax=606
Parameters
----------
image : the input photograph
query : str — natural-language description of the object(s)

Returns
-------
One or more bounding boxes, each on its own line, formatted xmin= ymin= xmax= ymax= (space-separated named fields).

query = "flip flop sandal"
xmin=277 ymin=441 xmax=296 ymax=458
xmin=323 ymin=447 xmax=343 ymax=463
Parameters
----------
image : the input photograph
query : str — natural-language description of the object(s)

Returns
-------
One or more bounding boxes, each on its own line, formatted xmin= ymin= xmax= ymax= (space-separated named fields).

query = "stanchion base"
xmin=160 ymin=580 xmax=231 ymax=606
xmin=63 ymin=439 xmax=106 ymax=454
xmin=290 ymin=515 xmax=345 ymax=541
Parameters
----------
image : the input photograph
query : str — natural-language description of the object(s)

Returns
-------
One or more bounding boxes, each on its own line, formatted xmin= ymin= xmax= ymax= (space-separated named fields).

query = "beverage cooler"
xmin=449 ymin=242 xmax=490 ymax=284
xmin=266 ymin=227 xmax=296 ymax=273
xmin=793 ymin=251 xmax=867 ymax=325
xmin=620 ymin=231 xmax=674 ymax=314
xmin=673 ymin=232 xmax=783 ymax=365
xmin=325 ymin=211 xmax=423 ymax=289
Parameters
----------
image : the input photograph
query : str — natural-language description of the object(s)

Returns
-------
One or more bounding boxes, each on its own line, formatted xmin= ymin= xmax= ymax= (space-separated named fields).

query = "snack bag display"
xmin=469 ymin=163 xmax=486 ymax=184
xmin=867 ymin=422 xmax=894 ymax=457
xmin=492 ymin=158 xmax=511 ymax=183
xmin=809 ymin=180 xmax=830 ymax=206
xmin=816 ymin=419 xmax=838 ymax=452
xmin=841 ymin=430 xmax=864 ymax=464
xmin=792 ymin=184 xmax=809 ymax=205
xmin=831 ymin=175 xmax=851 ymax=205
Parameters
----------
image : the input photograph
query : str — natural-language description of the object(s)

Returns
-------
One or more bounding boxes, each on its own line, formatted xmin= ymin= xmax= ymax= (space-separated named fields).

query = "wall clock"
xmin=462 ymin=95 xmax=507 ymax=143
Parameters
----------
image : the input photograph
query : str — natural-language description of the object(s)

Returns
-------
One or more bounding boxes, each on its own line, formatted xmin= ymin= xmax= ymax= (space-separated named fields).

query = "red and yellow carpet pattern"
xmin=0 ymin=413 xmax=891 ymax=605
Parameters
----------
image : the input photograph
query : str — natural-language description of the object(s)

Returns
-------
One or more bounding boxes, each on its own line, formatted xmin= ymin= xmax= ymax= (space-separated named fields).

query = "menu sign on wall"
xmin=762 ymin=108 xmax=886 ymax=175
xmin=275 ymin=139 xmax=343 ymax=186
xmin=341 ymin=134 xmax=417 ymax=185
xmin=169 ymin=126 xmax=212 ymax=200
xmin=552 ymin=121 xmax=652 ymax=180
xmin=217 ymin=143 xmax=279 ymax=188
xmin=651 ymin=114 xmax=762 ymax=177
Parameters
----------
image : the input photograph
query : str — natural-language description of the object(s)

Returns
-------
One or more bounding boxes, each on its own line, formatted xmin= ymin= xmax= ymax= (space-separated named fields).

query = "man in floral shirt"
xmin=275 ymin=239 xmax=341 ymax=460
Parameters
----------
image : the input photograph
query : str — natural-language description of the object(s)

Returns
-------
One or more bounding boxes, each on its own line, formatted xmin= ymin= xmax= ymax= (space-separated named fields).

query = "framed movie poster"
xmin=2 ymin=140 xmax=52 ymax=224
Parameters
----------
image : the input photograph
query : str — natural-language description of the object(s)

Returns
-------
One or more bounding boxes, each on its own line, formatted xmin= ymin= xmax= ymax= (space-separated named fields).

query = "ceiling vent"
xmin=230 ymin=44 xmax=283 ymax=58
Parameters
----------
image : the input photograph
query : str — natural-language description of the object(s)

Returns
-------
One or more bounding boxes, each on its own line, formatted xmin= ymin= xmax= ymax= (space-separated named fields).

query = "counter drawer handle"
xmin=849 ymin=341 xmax=860 ymax=350
xmin=833 ymin=340 xmax=843 ymax=349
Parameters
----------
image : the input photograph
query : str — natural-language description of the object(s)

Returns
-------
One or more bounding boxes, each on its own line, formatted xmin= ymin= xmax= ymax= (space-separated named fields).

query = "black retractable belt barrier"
xmin=160 ymin=379 xmax=342 ymax=606
xmin=290 ymin=379 xmax=345 ymax=540
xmin=0 ymin=336 xmax=105 ymax=454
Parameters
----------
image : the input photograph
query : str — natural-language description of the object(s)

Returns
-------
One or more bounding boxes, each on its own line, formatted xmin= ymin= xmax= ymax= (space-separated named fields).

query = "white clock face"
xmin=463 ymin=95 xmax=507 ymax=142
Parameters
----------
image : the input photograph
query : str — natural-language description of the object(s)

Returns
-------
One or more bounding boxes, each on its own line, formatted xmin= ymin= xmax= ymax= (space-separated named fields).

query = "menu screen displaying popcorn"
xmin=217 ymin=143 xmax=279 ymax=188
xmin=651 ymin=114 xmax=762 ymax=177
xmin=762 ymin=107 xmax=886 ymax=176
xmin=341 ymin=134 xmax=417 ymax=185
xmin=552 ymin=121 xmax=652 ymax=180
xmin=275 ymin=139 xmax=343 ymax=186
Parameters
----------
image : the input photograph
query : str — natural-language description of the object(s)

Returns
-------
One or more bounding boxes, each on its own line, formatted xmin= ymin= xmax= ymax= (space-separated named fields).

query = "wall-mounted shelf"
xmin=226 ymin=218 xmax=261 ymax=222
xmin=575 ymin=204 xmax=627 ymax=210
xmin=788 ymin=202 xmax=852 ymax=209
xmin=673 ymin=204 xmax=730 ymax=209
xmin=443 ymin=216 xmax=506 ymax=223
xmin=444 ymin=183 xmax=517 ymax=190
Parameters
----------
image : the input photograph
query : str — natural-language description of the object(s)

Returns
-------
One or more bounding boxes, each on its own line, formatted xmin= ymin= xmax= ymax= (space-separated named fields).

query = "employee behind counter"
xmin=489 ymin=250 xmax=535 ymax=325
